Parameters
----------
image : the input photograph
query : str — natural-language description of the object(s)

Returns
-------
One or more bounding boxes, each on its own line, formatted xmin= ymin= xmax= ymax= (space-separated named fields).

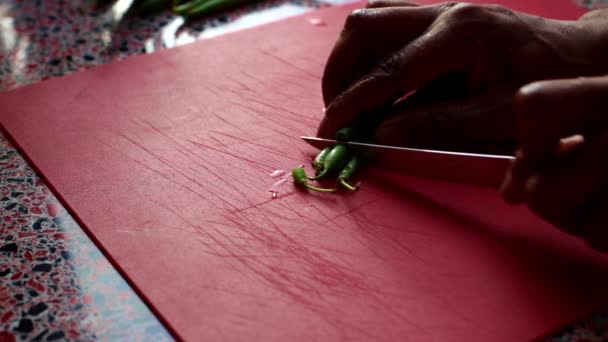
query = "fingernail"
xmin=558 ymin=134 xmax=585 ymax=155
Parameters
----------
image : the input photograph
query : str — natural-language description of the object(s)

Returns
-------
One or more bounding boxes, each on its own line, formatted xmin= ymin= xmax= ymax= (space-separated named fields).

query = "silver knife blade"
xmin=301 ymin=136 xmax=515 ymax=188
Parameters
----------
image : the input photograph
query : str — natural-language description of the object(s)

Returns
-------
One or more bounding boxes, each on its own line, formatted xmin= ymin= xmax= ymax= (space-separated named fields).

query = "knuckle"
xmin=444 ymin=3 xmax=511 ymax=24
xmin=438 ymin=1 xmax=459 ymax=11
xmin=344 ymin=9 xmax=377 ymax=31
xmin=484 ymin=3 xmax=513 ymax=16
xmin=448 ymin=3 xmax=487 ymax=20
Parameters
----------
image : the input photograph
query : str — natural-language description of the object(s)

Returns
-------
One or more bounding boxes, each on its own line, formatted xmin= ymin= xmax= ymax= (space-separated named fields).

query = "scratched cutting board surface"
xmin=1 ymin=1 xmax=606 ymax=341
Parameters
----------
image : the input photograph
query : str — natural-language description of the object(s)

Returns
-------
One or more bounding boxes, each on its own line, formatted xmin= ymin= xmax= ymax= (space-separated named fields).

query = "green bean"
xmin=312 ymin=146 xmax=332 ymax=174
xmin=309 ymin=144 xmax=350 ymax=180
xmin=338 ymin=155 xmax=361 ymax=191
xmin=292 ymin=168 xmax=336 ymax=193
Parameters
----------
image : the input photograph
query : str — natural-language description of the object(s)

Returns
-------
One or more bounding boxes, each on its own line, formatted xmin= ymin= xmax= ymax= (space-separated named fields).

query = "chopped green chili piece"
xmin=309 ymin=144 xmax=350 ymax=180
xmin=292 ymin=168 xmax=336 ymax=193
xmin=338 ymin=155 xmax=361 ymax=191
xmin=312 ymin=146 xmax=332 ymax=174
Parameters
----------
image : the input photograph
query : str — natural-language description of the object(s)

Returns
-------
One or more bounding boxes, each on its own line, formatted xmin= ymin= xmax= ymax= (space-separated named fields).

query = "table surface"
xmin=1 ymin=0 xmax=608 ymax=341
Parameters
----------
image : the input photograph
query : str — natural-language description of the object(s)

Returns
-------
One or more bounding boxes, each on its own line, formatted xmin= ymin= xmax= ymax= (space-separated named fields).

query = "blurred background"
xmin=0 ymin=0 xmax=355 ymax=90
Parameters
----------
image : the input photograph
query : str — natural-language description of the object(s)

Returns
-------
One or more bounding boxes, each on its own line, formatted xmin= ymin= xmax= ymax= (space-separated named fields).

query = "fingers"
xmin=515 ymin=76 xmax=608 ymax=158
xmin=502 ymin=76 xmax=608 ymax=203
xmin=501 ymin=75 xmax=608 ymax=252
xmin=319 ymin=18 xmax=478 ymax=137
xmin=321 ymin=5 xmax=442 ymax=110
xmin=521 ymin=131 xmax=608 ymax=242
xmin=373 ymin=85 xmax=517 ymax=152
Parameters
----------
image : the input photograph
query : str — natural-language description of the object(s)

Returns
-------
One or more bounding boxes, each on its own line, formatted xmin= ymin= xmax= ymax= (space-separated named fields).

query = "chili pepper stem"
xmin=307 ymin=171 xmax=327 ymax=181
xmin=292 ymin=167 xmax=335 ymax=193
xmin=339 ymin=179 xmax=358 ymax=191
xmin=306 ymin=185 xmax=337 ymax=193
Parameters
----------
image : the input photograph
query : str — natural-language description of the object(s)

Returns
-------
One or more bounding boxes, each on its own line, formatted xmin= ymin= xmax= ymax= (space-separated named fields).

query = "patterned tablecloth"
xmin=1 ymin=0 xmax=608 ymax=341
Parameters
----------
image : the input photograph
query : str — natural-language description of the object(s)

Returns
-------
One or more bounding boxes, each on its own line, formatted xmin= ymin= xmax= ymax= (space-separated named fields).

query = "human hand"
xmin=501 ymin=75 xmax=608 ymax=252
xmin=318 ymin=1 xmax=608 ymax=152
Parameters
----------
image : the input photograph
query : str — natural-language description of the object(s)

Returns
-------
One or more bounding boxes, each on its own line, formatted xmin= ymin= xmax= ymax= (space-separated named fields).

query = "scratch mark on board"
xmin=258 ymin=48 xmax=321 ymax=81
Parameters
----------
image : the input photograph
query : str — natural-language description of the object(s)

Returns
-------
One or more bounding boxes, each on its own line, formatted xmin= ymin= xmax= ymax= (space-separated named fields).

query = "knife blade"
xmin=301 ymin=136 xmax=515 ymax=188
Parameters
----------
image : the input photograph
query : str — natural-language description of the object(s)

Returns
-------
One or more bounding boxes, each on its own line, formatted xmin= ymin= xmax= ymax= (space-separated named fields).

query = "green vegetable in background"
xmin=172 ymin=0 xmax=196 ymax=14
xmin=292 ymin=168 xmax=335 ymax=193
xmin=94 ymin=0 xmax=254 ymax=18
xmin=173 ymin=0 xmax=251 ymax=18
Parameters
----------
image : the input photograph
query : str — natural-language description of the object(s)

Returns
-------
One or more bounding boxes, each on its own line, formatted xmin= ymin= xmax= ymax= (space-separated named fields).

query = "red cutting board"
xmin=1 ymin=1 xmax=605 ymax=341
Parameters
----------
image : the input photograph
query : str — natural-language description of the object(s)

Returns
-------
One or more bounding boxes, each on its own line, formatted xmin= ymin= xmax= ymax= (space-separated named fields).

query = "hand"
xmin=501 ymin=75 xmax=608 ymax=252
xmin=318 ymin=1 xmax=608 ymax=152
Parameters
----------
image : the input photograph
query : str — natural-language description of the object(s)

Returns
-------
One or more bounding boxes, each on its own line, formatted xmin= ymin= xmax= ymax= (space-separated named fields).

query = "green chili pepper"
xmin=338 ymin=155 xmax=361 ymax=191
xmin=312 ymin=146 xmax=332 ymax=174
xmin=292 ymin=168 xmax=336 ymax=193
xmin=173 ymin=0 xmax=250 ymax=18
xmin=309 ymin=144 xmax=350 ymax=180
xmin=335 ymin=126 xmax=356 ymax=141
xmin=172 ymin=0 xmax=197 ymax=14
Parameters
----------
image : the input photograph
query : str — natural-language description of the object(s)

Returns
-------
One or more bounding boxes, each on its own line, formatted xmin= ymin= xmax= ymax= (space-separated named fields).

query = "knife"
xmin=301 ymin=136 xmax=515 ymax=188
